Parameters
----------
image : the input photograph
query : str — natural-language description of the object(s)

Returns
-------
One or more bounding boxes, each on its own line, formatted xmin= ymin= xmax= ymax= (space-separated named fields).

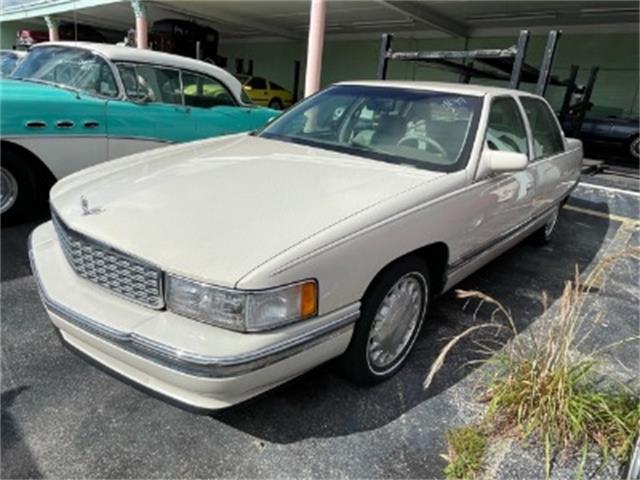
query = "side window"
xmin=486 ymin=97 xmax=528 ymax=155
xmin=248 ymin=76 xmax=267 ymax=89
xmin=520 ymin=97 xmax=564 ymax=160
xmin=269 ymin=80 xmax=285 ymax=91
xmin=182 ymin=71 xmax=236 ymax=108
xmin=116 ymin=63 xmax=182 ymax=105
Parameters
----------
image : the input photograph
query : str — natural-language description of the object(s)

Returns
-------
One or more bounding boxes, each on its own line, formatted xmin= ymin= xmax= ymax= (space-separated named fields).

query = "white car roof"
xmin=337 ymin=80 xmax=540 ymax=98
xmin=32 ymin=41 xmax=244 ymax=101
xmin=0 ymin=49 xmax=27 ymax=57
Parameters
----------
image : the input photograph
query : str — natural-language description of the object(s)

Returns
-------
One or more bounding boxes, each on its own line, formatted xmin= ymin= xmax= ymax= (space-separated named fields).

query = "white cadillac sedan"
xmin=30 ymin=81 xmax=582 ymax=410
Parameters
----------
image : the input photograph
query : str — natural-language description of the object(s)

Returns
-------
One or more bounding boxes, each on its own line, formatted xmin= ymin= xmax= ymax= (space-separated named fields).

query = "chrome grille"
xmin=52 ymin=212 xmax=164 ymax=309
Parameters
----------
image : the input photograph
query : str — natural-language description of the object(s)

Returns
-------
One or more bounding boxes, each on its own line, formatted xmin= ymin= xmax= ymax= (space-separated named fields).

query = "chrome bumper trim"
xmin=29 ymin=234 xmax=359 ymax=378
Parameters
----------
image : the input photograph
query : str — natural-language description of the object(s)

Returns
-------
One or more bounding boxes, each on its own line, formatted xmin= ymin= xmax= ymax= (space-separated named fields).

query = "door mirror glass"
xmin=482 ymin=149 xmax=528 ymax=173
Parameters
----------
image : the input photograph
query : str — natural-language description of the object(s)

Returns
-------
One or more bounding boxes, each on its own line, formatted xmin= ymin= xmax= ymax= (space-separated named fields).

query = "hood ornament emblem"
xmin=80 ymin=195 xmax=104 ymax=216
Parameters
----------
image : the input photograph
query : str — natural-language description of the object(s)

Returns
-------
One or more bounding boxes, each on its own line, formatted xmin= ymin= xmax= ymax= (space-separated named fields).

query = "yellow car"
xmin=236 ymin=74 xmax=294 ymax=110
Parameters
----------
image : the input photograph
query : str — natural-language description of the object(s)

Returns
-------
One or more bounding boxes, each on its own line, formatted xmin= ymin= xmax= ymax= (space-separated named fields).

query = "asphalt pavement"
xmin=1 ymin=171 xmax=638 ymax=479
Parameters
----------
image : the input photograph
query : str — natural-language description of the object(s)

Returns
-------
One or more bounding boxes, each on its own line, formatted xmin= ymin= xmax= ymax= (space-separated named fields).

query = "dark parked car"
xmin=562 ymin=115 xmax=639 ymax=162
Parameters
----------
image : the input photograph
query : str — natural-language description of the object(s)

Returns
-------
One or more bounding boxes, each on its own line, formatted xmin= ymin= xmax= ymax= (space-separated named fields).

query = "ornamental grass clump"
xmin=443 ymin=425 xmax=487 ymax=480
xmin=425 ymin=247 xmax=640 ymax=478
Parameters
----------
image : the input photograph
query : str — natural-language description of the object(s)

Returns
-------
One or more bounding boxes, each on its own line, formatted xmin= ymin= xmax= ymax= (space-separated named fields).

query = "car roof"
xmin=32 ymin=41 xmax=243 ymax=99
xmin=336 ymin=80 xmax=540 ymax=98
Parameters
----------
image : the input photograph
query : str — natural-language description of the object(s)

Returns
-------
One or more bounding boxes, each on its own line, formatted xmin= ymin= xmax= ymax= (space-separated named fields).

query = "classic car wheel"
xmin=339 ymin=256 xmax=429 ymax=384
xmin=0 ymin=167 xmax=18 ymax=216
xmin=268 ymin=98 xmax=283 ymax=110
xmin=531 ymin=205 xmax=560 ymax=245
xmin=0 ymin=149 xmax=38 ymax=225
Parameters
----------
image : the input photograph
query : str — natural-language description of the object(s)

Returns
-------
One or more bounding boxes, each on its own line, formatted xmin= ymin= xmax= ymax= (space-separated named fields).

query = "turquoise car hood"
xmin=0 ymin=77 xmax=79 ymax=101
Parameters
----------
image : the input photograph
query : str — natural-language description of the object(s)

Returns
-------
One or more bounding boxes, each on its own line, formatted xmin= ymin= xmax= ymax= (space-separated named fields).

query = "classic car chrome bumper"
xmin=29 ymin=222 xmax=358 ymax=409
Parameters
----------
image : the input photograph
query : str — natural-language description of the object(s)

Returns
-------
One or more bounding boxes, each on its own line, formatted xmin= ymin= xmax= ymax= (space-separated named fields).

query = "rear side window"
xmin=520 ymin=97 xmax=564 ymax=160
xmin=182 ymin=71 xmax=236 ymax=108
xmin=269 ymin=80 xmax=285 ymax=90
xmin=486 ymin=96 xmax=528 ymax=155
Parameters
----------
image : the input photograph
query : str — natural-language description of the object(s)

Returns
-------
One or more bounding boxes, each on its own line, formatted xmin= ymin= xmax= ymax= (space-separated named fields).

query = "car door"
xmin=461 ymin=95 xmax=536 ymax=257
xmin=105 ymin=63 xmax=196 ymax=159
xmin=519 ymin=96 xmax=570 ymax=214
xmin=181 ymin=70 xmax=250 ymax=138
xmin=244 ymin=76 xmax=270 ymax=106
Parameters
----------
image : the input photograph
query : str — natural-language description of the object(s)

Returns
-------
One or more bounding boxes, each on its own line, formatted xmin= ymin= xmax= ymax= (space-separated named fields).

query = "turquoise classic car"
xmin=0 ymin=42 xmax=278 ymax=224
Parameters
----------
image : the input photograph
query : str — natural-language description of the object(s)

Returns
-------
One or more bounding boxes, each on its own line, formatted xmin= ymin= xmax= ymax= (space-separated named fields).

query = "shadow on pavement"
xmin=1 ymin=386 xmax=42 ymax=479
xmin=1 ymin=213 xmax=49 ymax=282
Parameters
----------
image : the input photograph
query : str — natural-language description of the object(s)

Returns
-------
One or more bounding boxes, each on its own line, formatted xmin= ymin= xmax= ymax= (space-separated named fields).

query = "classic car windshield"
xmin=11 ymin=46 xmax=118 ymax=97
xmin=259 ymin=85 xmax=482 ymax=171
xmin=1 ymin=52 xmax=20 ymax=77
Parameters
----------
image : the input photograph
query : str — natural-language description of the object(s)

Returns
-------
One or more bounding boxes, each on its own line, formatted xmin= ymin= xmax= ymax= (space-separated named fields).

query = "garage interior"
xmin=1 ymin=0 xmax=638 ymax=120
xmin=0 ymin=2 xmax=639 ymax=479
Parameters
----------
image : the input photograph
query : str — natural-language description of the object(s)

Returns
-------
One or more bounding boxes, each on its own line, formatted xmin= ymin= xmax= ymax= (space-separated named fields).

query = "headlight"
xmin=166 ymin=275 xmax=318 ymax=332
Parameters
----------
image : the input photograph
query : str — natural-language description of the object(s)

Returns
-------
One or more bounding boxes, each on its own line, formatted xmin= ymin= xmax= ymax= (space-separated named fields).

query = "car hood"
xmin=0 ymin=77 xmax=78 ymax=100
xmin=50 ymin=135 xmax=444 ymax=287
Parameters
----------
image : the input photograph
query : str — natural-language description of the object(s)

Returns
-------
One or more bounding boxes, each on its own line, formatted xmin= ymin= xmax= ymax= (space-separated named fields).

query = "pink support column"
xmin=131 ymin=0 xmax=148 ymax=49
xmin=304 ymin=0 xmax=327 ymax=97
xmin=44 ymin=16 xmax=59 ymax=42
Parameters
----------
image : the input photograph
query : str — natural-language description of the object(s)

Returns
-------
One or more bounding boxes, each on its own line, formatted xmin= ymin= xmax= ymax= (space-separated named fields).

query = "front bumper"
xmin=29 ymin=221 xmax=358 ymax=410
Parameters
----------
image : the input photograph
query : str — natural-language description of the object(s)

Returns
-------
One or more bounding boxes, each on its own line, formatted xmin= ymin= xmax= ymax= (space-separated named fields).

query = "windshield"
xmin=259 ymin=85 xmax=482 ymax=171
xmin=11 ymin=46 xmax=118 ymax=97
xmin=1 ymin=52 xmax=20 ymax=77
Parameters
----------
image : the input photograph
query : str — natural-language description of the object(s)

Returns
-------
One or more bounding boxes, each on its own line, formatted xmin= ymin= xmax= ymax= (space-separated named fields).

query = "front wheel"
xmin=338 ymin=256 xmax=430 ymax=385
xmin=268 ymin=98 xmax=283 ymax=110
xmin=1 ymin=151 xmax=38 ymax=226
xmin=629 ymin=136 xmax=639 ymax=160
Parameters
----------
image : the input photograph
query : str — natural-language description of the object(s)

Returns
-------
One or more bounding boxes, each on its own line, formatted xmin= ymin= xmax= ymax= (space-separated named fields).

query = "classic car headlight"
xmin=166 ymin=275 xmax=318 ymax=332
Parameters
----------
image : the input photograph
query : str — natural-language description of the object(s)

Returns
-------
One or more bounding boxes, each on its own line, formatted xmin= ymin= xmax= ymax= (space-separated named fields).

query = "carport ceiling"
xmin=28 ymin=0 xmax=640 ymax=40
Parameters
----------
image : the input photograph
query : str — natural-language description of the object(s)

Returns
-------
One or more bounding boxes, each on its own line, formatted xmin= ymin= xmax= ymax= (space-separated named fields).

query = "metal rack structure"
xmin=376 ymin=30 xmax=599 ymax=132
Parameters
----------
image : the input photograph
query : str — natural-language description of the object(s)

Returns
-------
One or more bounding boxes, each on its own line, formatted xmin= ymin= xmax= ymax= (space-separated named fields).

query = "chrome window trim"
xmin=29 ymin=233 xmax=359 ymax=378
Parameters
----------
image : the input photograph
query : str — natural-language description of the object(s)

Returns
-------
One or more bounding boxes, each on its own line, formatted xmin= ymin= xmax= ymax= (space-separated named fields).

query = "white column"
xmin=131 ymin=0 xmax=148 ymax=49
xmin=44 ymin=16 xmax=59 ymax=42
xmin=304 ymin=0 xmax=327 ymax=97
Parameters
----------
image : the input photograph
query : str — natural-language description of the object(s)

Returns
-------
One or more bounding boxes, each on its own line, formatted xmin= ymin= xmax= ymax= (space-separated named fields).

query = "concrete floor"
xmin=1 ymin=172 xmax=638 ymax=479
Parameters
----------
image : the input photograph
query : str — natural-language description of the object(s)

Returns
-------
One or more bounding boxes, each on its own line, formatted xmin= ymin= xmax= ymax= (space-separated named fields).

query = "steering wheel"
xmin=397 ymin=133 xmax=448 ymax=157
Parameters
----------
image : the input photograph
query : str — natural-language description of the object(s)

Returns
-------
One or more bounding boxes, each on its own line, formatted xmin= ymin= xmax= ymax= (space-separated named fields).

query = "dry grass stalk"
xmin=426 ymin=247 xmax=640 ymax=479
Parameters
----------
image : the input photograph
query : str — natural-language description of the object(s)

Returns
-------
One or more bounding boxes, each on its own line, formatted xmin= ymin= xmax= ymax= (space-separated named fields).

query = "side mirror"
xmin=482 ymin=149 xmax=528 ymax=173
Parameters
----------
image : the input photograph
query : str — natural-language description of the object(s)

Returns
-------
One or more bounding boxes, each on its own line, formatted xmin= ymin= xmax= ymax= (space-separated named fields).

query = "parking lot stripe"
xmin=579 ymin=182 xmax=640 ymax=198
xmin=564 ymin=204 xmax=640 ymax=226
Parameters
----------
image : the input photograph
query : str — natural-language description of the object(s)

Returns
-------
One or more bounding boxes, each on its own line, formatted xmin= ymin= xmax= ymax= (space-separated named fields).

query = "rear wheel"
xmin=531 ymin=204 xmax=560 ymax=245
xmin=268 ymin=98 xmax=283 ymax=110
xmin=1 ymin=147 xmax=39 ymax=226
xmin=629 ymin=136 xmax=639 ymax=160
xmin=339 ymin=256 xmax=430 ymax=385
